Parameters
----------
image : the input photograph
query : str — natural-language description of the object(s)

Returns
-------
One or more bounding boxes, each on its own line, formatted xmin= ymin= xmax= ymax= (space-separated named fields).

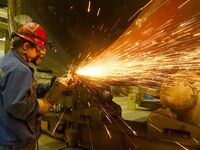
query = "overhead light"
xmin=0 ymin=37 xmax=5 ymax=41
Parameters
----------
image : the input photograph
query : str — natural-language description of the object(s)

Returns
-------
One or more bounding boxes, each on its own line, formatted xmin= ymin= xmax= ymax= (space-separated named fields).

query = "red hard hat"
xmin=16 ymin=22 xmax=46 ymax=48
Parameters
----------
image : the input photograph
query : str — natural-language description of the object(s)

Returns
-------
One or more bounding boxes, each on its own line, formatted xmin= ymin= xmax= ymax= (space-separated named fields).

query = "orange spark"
xmin=76 ymin=0 xmax=200 ymax=85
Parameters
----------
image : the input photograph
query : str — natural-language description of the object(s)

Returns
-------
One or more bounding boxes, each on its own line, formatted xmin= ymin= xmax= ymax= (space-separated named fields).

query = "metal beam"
xmin=0 ymin=8 xmax=7 ymax=19
xmin=0 ymin=21 xmax=7 ymax=30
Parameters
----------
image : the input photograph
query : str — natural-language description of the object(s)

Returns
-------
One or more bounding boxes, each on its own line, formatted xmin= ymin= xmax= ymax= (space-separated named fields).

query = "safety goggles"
xmin=35 ymin=45 xmax=46 ymax=55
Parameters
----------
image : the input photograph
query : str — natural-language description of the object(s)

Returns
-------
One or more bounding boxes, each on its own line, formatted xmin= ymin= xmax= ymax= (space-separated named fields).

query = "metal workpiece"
xmin=160 ymin=71 xmax=200 ymax=125
xmin=71 ymin=82 xmax=122 ymax=122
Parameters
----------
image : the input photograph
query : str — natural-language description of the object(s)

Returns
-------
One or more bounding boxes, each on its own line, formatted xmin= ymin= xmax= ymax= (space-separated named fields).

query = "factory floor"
xmin=38 ymin=134 xmax=83 ymax=150
xmin=38 ymin=96 xmax=151 ymax=149
xmin=38 ymin=134 xmax=64 ymax=150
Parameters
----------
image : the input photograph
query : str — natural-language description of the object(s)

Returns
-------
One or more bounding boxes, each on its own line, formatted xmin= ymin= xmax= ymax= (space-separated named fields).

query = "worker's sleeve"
xmin=2 ymin=68 xmax=37 ymax=120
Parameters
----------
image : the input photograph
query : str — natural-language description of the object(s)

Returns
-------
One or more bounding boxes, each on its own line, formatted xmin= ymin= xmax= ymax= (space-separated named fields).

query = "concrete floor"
xmin=38 ymin=134 xmax=65 ymax=150
xmin=39 ymin=134 xmax=84 ymax=150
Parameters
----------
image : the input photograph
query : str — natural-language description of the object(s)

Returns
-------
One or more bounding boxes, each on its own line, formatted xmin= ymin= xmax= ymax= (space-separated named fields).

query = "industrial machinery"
xmin=148 ymin=71 xmax=200 ymax=149
xmin=7 ymin=0 xmax=200 ymax=149
xmin=38 ymin=71 xmax=200 ymax=150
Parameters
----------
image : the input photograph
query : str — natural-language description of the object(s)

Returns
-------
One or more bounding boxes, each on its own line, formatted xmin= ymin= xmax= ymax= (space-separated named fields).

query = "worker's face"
xmin=23 ymin=42 xmax=46 ymax=65
xmin=22 ymin=42 xmax=37 ymax=62
xmin=31 ymin=45 xmax=46 ymax=66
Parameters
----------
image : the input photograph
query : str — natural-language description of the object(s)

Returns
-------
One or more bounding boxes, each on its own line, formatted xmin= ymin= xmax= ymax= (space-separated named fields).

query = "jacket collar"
xmin=10 ymin=48 xmax=35 ymax=73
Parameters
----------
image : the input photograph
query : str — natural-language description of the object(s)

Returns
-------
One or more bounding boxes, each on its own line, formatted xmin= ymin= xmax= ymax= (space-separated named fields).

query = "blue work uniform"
xmin=0 ymin=49 xmax=40 ymax=148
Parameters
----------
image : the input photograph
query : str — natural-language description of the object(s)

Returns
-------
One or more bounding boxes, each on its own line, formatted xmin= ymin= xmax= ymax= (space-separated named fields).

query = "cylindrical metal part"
xmin=160 ymin=71 xmax=199 ymax=112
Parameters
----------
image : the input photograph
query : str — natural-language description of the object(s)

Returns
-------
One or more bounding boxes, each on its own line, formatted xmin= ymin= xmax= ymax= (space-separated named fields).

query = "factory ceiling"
xmin=0 ymin=0 xmax=7 ymax=40
xmin=33 ymin=0 xmax=149 ymax=56
xmin=0 ymin=0 xmax=6 ymax=8
xmin=8 ymin=0 xmax=150 ymax=74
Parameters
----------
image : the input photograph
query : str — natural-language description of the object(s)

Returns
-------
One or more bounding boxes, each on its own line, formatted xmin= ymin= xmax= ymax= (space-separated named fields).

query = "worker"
xmin=0 ymin=21 xmax=74 ymax=150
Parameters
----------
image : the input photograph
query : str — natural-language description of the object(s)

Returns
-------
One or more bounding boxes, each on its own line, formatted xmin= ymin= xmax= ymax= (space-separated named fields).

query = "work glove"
xmin=45 ymin=74 xmax=78 ymax=105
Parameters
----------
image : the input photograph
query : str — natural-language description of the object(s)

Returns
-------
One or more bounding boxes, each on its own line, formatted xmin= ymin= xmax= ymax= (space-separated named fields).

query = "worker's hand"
xmin=56 ymin=74 xmax=73 ymax=87
xmin=57 ymin=74 xmax=78 ymax=88
xmin=37 ymin=98 xmax=52 ymax=114
xmin=67 ymin=74 xmax=79 ymax=88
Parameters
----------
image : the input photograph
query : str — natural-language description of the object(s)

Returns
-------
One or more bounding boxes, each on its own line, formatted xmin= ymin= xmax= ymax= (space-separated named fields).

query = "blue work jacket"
xmin=0 ymin=49 xmax=40 ymax=148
